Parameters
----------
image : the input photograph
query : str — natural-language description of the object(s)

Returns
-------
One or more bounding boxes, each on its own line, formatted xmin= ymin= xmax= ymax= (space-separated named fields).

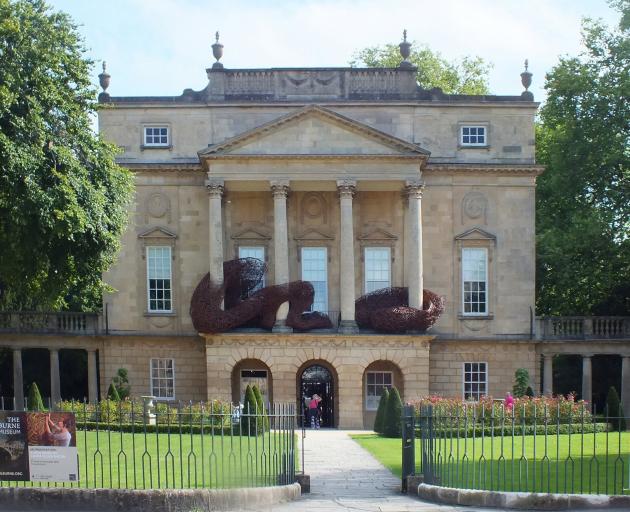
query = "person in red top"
xmin=505 ymin=392 xmax=515 ymax=410
xmin=308 ymin=394 xmax=322 ymax=429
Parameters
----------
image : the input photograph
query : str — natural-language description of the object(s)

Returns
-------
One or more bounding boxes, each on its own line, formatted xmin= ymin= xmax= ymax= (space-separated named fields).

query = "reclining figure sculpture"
xmin=190 ymin=258 xmax=444 ymax=334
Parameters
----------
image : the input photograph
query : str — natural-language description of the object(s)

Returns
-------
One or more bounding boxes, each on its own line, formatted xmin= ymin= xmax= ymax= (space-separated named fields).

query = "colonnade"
xmin=10 ymin=347 xmax=98 ymax=410
xmin=205 ymin=177 xmax=426 ymax=332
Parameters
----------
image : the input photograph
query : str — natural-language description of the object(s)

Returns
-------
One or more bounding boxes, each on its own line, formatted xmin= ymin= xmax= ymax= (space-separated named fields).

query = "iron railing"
xmin=405 ymin=404 xmax=629 ymax=496
xmin=0 ymin=312 xmax=100 ymax=335
xmin=536 ymin=316 xmax=630 ymax=340
xmin=0 ymin=398 xmax=296 ymax=490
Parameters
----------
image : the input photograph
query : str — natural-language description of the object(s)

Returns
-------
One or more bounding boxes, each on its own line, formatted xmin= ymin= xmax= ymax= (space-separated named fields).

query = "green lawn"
xmin=5 ymin=430 xmax=297 ymax=489
xmin=351 ymin=432 xmax=630 ymax=495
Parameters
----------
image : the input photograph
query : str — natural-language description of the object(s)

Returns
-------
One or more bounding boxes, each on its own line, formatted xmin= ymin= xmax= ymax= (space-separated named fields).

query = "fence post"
xmin=401 ymin=404 xmax=416 ymax=491
xmin=419 ymin=404 xmax=435 ymax=484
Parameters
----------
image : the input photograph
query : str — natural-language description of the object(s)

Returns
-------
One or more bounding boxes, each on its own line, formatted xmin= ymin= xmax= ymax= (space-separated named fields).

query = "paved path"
xmin=239 ymin=430 xmax=492 ymax=512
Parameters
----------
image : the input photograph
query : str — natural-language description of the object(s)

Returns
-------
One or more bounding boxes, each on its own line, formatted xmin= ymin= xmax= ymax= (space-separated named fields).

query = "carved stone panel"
xmin=461 ymin=191 xmax=488 ymax=225
xmin=145 ymin=192 xmax=171 ymax=224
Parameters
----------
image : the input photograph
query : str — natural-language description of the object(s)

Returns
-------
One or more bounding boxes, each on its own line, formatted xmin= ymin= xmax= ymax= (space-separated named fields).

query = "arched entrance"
xmin=298 ymin=362 xmax=337 ymax=428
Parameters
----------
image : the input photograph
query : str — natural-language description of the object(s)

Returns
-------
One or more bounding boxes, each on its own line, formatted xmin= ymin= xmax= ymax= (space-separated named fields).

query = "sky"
xmin=48 ymin=0 xmax=620 ymax=102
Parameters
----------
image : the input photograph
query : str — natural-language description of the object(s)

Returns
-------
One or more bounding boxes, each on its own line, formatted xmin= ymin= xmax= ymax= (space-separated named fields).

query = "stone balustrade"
xmin=0 ymin=311 xmax=100 ymax=335
xmin=536 ymin=316 xmax=630 ymax=340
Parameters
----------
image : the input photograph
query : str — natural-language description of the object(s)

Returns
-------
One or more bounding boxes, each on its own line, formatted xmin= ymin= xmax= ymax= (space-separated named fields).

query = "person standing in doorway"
xmin=308 ymin=394 xmax=321 ymax=429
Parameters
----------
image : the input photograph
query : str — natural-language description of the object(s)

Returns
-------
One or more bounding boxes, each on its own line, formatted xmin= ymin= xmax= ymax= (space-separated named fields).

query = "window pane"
xmin=365 ymin=247 xmax=391 ymax=293
xmin=463 ymin=362 xmax=487 ymax=401
xmin=301 ymin=247 xmax=328 ymax=311
xmin=462 ymin=248 xmax=487 ymax=315
xmin=147 ymin=247 xmax=172 ymax=311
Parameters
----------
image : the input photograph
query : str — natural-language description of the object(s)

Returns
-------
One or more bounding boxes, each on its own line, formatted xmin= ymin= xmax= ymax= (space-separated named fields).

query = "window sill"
xmin=140 ymin=144 xmax=172 ymax=151
xmin=458 ymin=144 xmax=490 ymax=150
xmin=458 ymin=314 xmax=493 ymax=320
xmin=144 ymin=311 xmax=177 ymax=317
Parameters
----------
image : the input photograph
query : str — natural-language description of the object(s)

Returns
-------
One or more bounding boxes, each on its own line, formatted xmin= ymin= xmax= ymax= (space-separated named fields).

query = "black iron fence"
xmin=0 ymin=399 xmax=297 ymax=490
xmin=403 ymin=404 xmax=630 ymax=496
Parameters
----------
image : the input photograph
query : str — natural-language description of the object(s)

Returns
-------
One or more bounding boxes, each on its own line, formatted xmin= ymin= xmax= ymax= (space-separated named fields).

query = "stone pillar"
xmin=50 ymin=348 xmax=61 ymax=405
xmin=271 ymin=180 xmax=292 ymax=333
xmin=337 ymin=180 xmax=358 ymax=334
xmin=12 ymin=348 xmax=24 ymax=411
xmin=582 ymin=354 xmax=593 ymax=409
xmin=205 ymin=178 xmax=225 ymax=287
xmin=404 ymin=180 xmax=424 ymax=310
xmin=87 ymin=349 xmax=98 ymax=403
xmin=621 ymin=356 xmax=630 ymax=426
xmin=542 ymin=353 xmax=553 ymax=396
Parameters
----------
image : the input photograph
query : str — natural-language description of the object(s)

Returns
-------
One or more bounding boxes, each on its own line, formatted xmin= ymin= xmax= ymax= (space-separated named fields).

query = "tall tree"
xmin=350 ymin=41 xmax=491 ymax=95
xmin=536 ymin=1 xmax=630 ymax=315
xmin=0 ymin=0 xmax=133 ymax=311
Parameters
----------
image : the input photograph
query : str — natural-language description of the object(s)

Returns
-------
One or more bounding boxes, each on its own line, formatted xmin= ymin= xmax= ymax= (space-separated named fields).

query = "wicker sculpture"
xmin=190 ymin=258 xmax=332 ymax=333
xmin=355 ymin=287 xmax=444 ymax=333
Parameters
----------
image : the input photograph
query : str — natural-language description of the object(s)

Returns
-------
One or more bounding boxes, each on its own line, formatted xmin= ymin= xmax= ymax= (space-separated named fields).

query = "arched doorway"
xmin=231 ymin=359 xmax=273 ymax=405
xmin=298 ymin=362 xmax=337 ymax=428
xmin=362 ymin=360 xmax=404 ymax=429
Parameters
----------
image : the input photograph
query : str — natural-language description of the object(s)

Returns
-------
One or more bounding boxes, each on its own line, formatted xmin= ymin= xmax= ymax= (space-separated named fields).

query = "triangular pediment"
xmin=455 ymin=227 xmax=496 ymax=241
xmin=294 ymin=228 xmax=335 ymax=241
xmin=232 ymin=228 xmax=271 ymax=241
xmin=359 ymin=228 xmax=398 ymax=241
xmin=199 ymin=105 xmax=430 ymax=158
xmin=138 ymin=227 xmax=177 ymax=239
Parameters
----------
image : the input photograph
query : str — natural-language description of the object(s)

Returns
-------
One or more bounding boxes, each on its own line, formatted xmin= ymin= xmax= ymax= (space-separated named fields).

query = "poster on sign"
xmin=0 ymin=412 xmax=78 ymax=482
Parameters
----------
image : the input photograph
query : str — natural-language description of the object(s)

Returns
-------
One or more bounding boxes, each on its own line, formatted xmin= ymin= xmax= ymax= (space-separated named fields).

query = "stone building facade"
xmin=2 ymin=39 xmax=627 ymax=428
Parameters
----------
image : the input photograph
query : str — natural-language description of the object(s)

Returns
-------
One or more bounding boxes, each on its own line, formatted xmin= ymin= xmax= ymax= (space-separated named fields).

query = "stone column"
xmin=582 ymin=354 xmax=593 ymax=409
xmin=50 ymin=349 xmax=61 ymax=405
xmin=205 ymin=178 xmax=225 ymax=287
xmin=404 ymin=180 xmax=424 ymax=310
xmin=87 ymin=349 xmax=98 ymax=403
xmin=337 ymin=180 xmax=358 ymax=334
xmin=621 ymin=356 xmax=630 ymax=426
xmin=271 ymin=180 xmax=292 ymax=333
xmin=12 ymin=348 xmax=24 ymax=411
xmin=542 ymin=353 xmax=553 ymax=396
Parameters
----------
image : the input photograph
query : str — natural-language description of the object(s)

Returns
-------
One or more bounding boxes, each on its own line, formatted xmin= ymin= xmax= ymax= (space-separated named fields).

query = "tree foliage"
xmin=512 ymin=369 xmax=531 ymax=398
xmin=605 ymin=386 xmax=626 ymax=430
xmin=350 ymin=42 xmax=491 ymax=95
xmin=373 ymin=387 xmax=389 ymax=434
xmin=383 ymin=386 xmax=403 ymax=438
xmin=0 ymin=0 xmax=133 ymax=311
xmin=107 ymin=382 xmax=121 ymax=401
xmin=27 ymin=381 xmax=45 ymax=411
xmin=111 ymin=368 xmax=130 ymax=399
xmin=536 ymin=2 xmax=630 ymax=315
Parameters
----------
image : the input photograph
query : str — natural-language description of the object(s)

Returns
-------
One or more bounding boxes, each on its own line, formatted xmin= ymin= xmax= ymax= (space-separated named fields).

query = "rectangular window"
xmin=364 ymin=247 xmax=391 ymax=293
xmin=463 ymin=362 xmax=487 ymax=401
xmin=366 ymin=371 xmax=393 ymax=411
xmin=462 ymin=247 xmax=487 ymax=315
xmin=238 ymin=246 xmax=266 ymax=290
xmin=461 ymin=126 xmax=486 ymax=146
xmin=144 ymin=126 xmax=169 ymax=147
xmin=147 ymin=246 xmax=172 ymax=312
xmin=301 ymin=247 xmax=328 ymax=312
xmin=151 ymin=358 xmax=175 ymax=399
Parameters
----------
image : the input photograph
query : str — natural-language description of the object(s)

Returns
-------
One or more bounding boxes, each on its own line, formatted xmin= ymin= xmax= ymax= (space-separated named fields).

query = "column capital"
xmin=205 ymin=178 xmax=225 ymax=198
xmin=336 ymin=179 xmax=357 ymax=198
xmin=270 ymin=180 xmax=290 ymax=199
xmin=404 ymin=179 xmax=425 ymax=199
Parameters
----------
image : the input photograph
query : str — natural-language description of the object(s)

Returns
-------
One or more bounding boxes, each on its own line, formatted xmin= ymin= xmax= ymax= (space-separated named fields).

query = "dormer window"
xmin=460 ymin=125 xmax=487 ymax=147
xmin=144 ymin=126 xmax=169 ymax=147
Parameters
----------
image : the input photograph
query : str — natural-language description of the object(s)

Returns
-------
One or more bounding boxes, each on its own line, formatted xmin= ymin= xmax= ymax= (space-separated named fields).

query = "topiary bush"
xmin=107 ymin=382 xmax=121 ymax=401
xmin=512 ymin=368 xmax=530 ymax=398
xmin=525 ymin=386 xmax=535 ymax=398
xmin=374 ymin=387 xmax=389 ymax=434
xmin=241 ymin=385 xmax=260 ymax=436
xmin=606 ymin=386 xmax=626 ymax=431
xmin=27 ymin=382 xmax=45 ymax=411
xmin=383 ymin=386 xmax=403 ymax=438
xmin=252 ymin=385 xmax=269 ymax=431
xmin=112 ymin=368 xmax=130 ymax=399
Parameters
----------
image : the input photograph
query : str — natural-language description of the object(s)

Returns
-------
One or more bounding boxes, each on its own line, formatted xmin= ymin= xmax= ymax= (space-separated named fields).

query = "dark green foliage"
xmin=383 ymin=387 xmax=403 ymax=438
xmin=0 ymin=0 xmax=134 ymax=311
xmin=512 ymin=369 xmax=530 ymax=398
xmin=241 ymin=385 xmax=260 ymax=436
xmin=525 ymin=386 xmax=535 ymax=398
xmin=27 ymin=382 xmax=45 ymax=411
xmin=112 ymin=368 xmax=130 ymax=399
xmin=107 ymin=382 xmax=121 ymax=401
xmin=606 ymin=386 xmax=626 ymax=430
xmin=374 ymin=387 xmax=389 ymax=434
xmin=350 ymin=42 xmax=491 ymax=94
xmin=536 ymin=3 xmax=630 ymax=316
xmin=252 ymin=384 xmax=269 ymax=431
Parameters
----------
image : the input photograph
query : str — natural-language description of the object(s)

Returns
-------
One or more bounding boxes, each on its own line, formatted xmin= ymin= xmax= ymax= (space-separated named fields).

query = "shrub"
xmin=374 ymin=387 xmax=389 ymax=434
xmin=512 ymin=368 xmax=530 ymax=398
xmin=252 ymin=385 xmax=269 ymax=431
xmin=111 ymin=368 xmax=130 ymax=399
xmin=27 ymin=382 xmax=45 ymax=411
xmin=383 ymin=387 xmax=403 ymax=438
xmin=241 ymin=385 xmax=260 ymax=436
xmin=525 ymin=386 xmax=535 ymax=398
xmin=107 ymin=383 xmax=121 ymax=401
xmin=605 ymin=386 xmax=626 ymax=430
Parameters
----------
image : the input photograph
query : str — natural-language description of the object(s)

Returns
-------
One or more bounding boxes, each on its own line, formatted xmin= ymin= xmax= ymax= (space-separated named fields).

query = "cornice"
xmin=425 ymin=164 xmax=544 ymax=176
xmin=203 ymin=153 xmax=425 ymax=161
